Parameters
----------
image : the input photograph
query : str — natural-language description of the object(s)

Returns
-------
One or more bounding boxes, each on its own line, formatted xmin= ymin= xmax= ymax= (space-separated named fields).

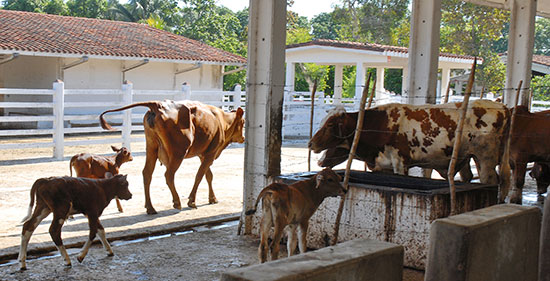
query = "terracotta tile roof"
xmin=287 ymin=39 xmax=477 ymax=61
xmin=533 ymin=54 xmax=550 ymax=67
xmin=0 ymin=10 xmax=246 ymax=65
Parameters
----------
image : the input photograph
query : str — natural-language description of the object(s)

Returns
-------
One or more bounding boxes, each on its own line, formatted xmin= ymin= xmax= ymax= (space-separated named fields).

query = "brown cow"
xmin=100 ymin=100 xmax=245 ymax=214
xmin=69 ymin=145 xmax=133 ymax=212
xmin=529 ymin=162 xmax=550 ymax=195
xmin=309 ymin=100 xmax=510 ymax=199
xmin=245 ymin=167 xmax=346 ymax=263
xmin=508 ymin=107 xmax=550 ymax=203
xmin=18 ymin=174 xmax=132 ymax=270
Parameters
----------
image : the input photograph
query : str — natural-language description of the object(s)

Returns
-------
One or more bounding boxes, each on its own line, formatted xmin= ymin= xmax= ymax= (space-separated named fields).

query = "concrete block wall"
xmin=221 ymin=239 xmax=403 ymax=281
xmin=425 ymin=204 xmax=541 ymax=281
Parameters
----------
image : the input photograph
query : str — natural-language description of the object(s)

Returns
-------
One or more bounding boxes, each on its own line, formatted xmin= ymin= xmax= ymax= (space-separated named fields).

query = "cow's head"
xmin=112 ymin=146 xmax=133 ymax=163
xmin=308 ymin=106 xmax=349 ymax=153
xmin=315 ymin=167 xmax=346 ymax=197
xmin=317 ymin=147 xmax=349 ymax=168
xmin=111 ymin=174 xmax=132 ymax=200
xmin=230 ymin=107 xmax=245 ymax=144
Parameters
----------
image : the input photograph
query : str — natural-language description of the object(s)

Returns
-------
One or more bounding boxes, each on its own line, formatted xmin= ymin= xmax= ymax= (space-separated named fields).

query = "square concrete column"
xmin=406 ymin=0 xmax=441 ymax=105
xmin=504 ymin=0 xmax=536 ymax=106
xmin=334 ymin=64 xmax=343 ymax=104
xmin=539 ymin=195 xmax=550 ymax=281
xmin=401 ymin=66 xmax=408 ymax=97
xmin=285 ymin=62 xmax=295 ymax=92
xmin=355 ymin=62 xmax=366 ymax=103
xmin=376 ymin=67 xmax=385 ymax=101
xmin=242 ymin=0 xmax=286 ymax=234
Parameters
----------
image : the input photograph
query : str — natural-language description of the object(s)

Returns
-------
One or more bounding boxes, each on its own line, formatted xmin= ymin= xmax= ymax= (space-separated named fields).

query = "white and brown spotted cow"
xmin=309 ymin=100 xmax=510 ymax=189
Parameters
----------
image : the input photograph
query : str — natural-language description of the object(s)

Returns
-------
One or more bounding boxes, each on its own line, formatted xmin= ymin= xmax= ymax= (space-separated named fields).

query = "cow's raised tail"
xmin=21 ymin=179 xmax=45 ymax=223
xmin=244 ymin=188 xmax=274 ymax=215
xmin=99 ymin=102 xmax=162 ymax=131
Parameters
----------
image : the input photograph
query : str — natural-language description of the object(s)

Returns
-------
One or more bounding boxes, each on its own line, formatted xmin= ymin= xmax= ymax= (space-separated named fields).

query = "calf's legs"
xmin=18 ymin=207 xmax=50 ymax=270
xmin=78 ymin=216 xmax=112 ymax=263
xmin=143 ymin=143 xmax=159 ymax=214
xmin=187 ymin=157 xmax=214 ymax=208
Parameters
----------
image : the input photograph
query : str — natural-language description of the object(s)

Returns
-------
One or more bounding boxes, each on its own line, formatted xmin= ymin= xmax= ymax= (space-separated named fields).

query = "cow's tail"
xmin=69 ymin=155 xmax=78 ymax=177
xmin=99 ymin=101 xmax=162 ymax=131
xmin=244 ymin=188 xmax=272 ymax=216
xmin=21 ymin=179 xmax=44 ymax=223
xmin=498 ymin=110 xmax=513 ymax=203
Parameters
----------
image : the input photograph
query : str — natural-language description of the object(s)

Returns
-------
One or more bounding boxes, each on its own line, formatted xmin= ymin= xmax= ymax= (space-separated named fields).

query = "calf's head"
xmin=318 ymin=147 xmax=349 ymax=168
xmin=314 ymin=167 xmax=346 ymax=197
xmin=111 ymin=174 xmax=132 ymax=200
xmin=112 ymin=146 xmax=133 ymax=163
xmin=309 ymin=107 xmax=349 ymax=153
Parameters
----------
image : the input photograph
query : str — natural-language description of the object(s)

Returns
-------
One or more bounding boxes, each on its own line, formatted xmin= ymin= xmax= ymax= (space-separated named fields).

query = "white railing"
xmin=0 ymin=82 xmax=245 ymax=159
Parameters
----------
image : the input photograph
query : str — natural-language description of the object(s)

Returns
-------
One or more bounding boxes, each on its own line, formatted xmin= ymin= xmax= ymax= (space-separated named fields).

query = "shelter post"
xmin=179 ymin=83 xmax=191 ymax=100
xmin=407 ymin=0 xmax=442 ymax=105
xmin=53 ymin=80 xmax=64 ymax=160
xmin=441 ymin=67 xmax=451 ymax=101
xmin=285 ymin=62 xmax=295 ymax=93
xmin=121 ymin=81 xmax=133 ymax=150
xmin=242 ymin=0 xmax=286 ymax=235
xmin=334 ymin=64 xmax=343 ymax=105
xmin=375 ymin=67 xmax=385 ymax=101
xmin=233 ymin=84 xmax=243 ymax=109
xmin=504 ymin=0 xmax=536 ymax=107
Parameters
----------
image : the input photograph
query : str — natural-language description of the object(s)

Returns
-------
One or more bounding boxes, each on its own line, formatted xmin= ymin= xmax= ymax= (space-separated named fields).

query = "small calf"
xmin=246 ymin=167 xmax=346 ymax=263
xmin=530 ymin=162 xmax=550 ymax=195
xmin=18 ymin=174 xmax=132 ymax=270
xmin=70 ymin=146 xmax=133 ymax=212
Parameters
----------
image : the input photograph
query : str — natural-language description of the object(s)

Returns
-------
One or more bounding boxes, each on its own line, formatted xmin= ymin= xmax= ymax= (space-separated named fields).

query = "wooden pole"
xmin=364 ymin=78 xmax=377 ymax=171
xmin=479 ymin=85 xmax=485 ymax=100
xmin=332 ymin=73 xmax=372 ymax=246
xmin=307 ymin=79 xmax=319 ymax=172
xmin=447 ymin=58 xmax=476 ymax=216
xmin=443 ymin=80 xmax=452 ymax=104
xmin=499 ymin=80 xmax=523 ymax=202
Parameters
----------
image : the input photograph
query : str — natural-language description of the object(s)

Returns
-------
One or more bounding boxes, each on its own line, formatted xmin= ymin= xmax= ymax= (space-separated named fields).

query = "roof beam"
xmin=0 ymin=53 xmax=19 ymax=65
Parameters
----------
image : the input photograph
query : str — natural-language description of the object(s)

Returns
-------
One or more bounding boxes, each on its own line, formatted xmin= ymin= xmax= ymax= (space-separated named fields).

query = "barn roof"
xmin=286 ymin=39 xmax=477 ymax=62
xmin=0 ymin=10 xmax=246 ymax=65
xmin=533 ymin=55 xmax=550 ymax=67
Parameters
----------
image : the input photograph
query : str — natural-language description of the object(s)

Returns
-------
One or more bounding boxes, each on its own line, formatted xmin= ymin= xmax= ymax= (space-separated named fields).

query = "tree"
xmin=532 ymin=74 xmax=550 ymax=101
xmin=535 ymin=17 xmax=550 ymax=56
xmin=66 ymin=0 xmax=108 ymax=18
xmin=311 ymin=12 xmax=338 ymax=40
xmin=2 ymin=0 xmax=48 ymax=13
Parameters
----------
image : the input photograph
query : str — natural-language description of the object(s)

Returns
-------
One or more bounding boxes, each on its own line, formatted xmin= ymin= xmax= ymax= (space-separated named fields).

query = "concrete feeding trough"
xmin=273 ymin=169 xmax=498 ymax=269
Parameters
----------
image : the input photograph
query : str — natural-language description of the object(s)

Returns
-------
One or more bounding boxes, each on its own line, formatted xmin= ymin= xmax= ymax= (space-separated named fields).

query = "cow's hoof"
xmin=65 ymin=262 xmax=73 ymax=267
xmin=107 ymin=252 xmax=114 ymax=257
xmin=146 ymin=208 xmax=158 ymax=215
xmin=187 ymin=202 xmax=197 ymax=209
xmin=77 ymin=256 xmax=84 ymax=263
xmin=173 ymin=202 xmax=182 ymax=210
xmin=117 ymin=208 xmax=124 ymax=213
xmin=510 ymin=197 xmax=523 ymax=204
xmin=209 ymin=198 xmax=218 ymax=204
xmin=20 ymin=266 xmax=27 ymax=271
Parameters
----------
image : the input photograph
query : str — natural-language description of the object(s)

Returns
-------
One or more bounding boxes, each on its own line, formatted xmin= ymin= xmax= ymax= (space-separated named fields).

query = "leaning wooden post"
xmin=479 ymin=85 xmax=485 ymax=100
xmin=443 ymin=80 xmax=452 ymax=104
xmin=364 ymin=78 xmax=377 ymax=171
xmin=332 ymin=73 xmax=372 ymax=245
xmin=447 ymin=59 xmax=476 ymax=215
xmin=308 ymin=79 xmax=319 ymax=172
xmin=499 ymin=80 xmax=523 ymax=203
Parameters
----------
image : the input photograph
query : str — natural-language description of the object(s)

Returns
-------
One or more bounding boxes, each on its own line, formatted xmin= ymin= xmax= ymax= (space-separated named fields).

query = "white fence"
xmin=0 ymin=82 xmax=244 ymax=159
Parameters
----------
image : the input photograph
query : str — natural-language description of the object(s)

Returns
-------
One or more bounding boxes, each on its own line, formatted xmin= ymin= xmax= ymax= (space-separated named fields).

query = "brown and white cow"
xmin=69 ymin=145 xmax=133 ymax=212
xmin=18 ymin=174 xmax=131 ymax=270
xmin=100 ymin=100 xmax=245 ymax=214
xmin=245 ymin=167 xmax=346 ymax=263
xmin=508 ymin=107 xmax=550 ymax=203
xmin=309 ymin=100 xmax=510 ymax=189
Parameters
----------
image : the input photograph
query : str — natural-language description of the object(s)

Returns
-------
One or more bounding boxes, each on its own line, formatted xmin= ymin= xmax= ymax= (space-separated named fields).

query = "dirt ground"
xmin=0 ymin=133 xmax=542 ymax=280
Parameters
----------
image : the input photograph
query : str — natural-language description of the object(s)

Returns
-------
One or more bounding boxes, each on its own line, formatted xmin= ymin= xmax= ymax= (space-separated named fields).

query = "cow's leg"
xmin=422 ymin=168 xmax=433 ymax=179
xmin=78 ymin=214 xmax=99 ymax=263
xmin=286 ymin=224 xmax=298 ymax=257
xmin=269 ymin=219 xmax=285 ymax=261
xmin=164 ymin=157 xmax=184 ymax=210
xmin=115 ymin=197 xmax=123 ymax=213
xmin=96 ymin=221 xmax=114 ymax=257
xmin=187 ymin=157 xmax=214 ymax=209
xmin=459 ymin=162 xmax=474 ymax=183
xmin=510 ymin=162 xmax=528 ymax=204
xmin=49 ymin=204 xmax=72 ymax=267
xmin=258 ymin=209 xmax=272 ymax=263
xmin=298 ymin=220 xmax=309 ymax=254
xmin=143 ymin=142 xmax=159 ymax=214
xmin=205 ymin=167 xmax=217 ymax=204
xmin=18 ymin=205 xmax=50 ymax=270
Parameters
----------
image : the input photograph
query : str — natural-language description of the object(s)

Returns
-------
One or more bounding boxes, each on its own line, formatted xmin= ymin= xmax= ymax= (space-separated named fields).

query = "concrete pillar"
xmin=441 ymin=67 xmax=451 ymax=101
xmin=401 ymin=66 xmax=408 ymax=97
xmin=540 ymin=195 xmax=550 ymax=281
xmin=407 ymin=0 xmax=441 ymax=105
xmin=504 ymin=0 xmax=536 ymax=106
xmin=243 ymin=0 xmax=286 ymax=234
xmin=334 ymin=64 xmax=343 ymax=104
xmin=285 ymin=62 xmax=295 ymax=92
xmin=376 ymin=67 xmax=385 ymax=100
xmin=121 ymin=81 xmax=133 ymax=150
xmin=355 ymin=62 xmax=366 ymax=103
xmin=52 ymin=80 xmax=64 ymax=160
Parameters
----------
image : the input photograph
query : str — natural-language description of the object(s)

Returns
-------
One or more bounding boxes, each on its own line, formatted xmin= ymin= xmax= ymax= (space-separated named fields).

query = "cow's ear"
xmin=111 ymin=145 xmax=120 ymax=152
xmin=315 ymin=174 xmax=324 ymax=189
xmin=236 ymin=107 xmax=244 ymax=118
xmin=104 ymin=172 xmax=114 ymax=179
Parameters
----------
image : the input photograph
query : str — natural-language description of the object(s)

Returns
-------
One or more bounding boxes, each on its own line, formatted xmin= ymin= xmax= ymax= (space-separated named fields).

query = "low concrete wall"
xmin=425 ymin=204 xmax=541 ymax=281
xmin=221 ymin=239 xmax=403 ymax=281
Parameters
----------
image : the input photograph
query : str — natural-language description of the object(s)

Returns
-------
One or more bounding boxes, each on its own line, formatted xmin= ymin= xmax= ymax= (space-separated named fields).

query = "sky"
xmin=216 ymin=0 xmax=339 ymax=19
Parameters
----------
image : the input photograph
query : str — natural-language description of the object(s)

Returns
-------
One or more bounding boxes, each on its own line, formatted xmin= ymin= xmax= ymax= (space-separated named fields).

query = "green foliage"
xmin=2 ymin=0 xmax=48 ymax=13
xmin=385 ymin=69 xmax=402 ymax=94
xmin=311 ymin=13 xmax=338 ymax=40
xmin=532 ymin=74 xmax=550 ymax=101
xmin=66 ymin=0 xmax=108 ymax=18
xmin=535 ymin=17 xmax=550 ymax=56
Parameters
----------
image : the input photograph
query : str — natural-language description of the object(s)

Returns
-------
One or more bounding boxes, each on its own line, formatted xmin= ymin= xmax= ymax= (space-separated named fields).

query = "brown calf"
xmin=69 ymin=146 xmax=133 ymax=212
xmin=18 ymin=175 xmax=132 ymax=270
xmin=246 ymin=168 xmax=346 ymax=263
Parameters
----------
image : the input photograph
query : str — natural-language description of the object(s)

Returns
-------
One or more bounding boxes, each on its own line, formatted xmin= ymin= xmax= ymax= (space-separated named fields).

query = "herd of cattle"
xmin=16 ymin=97 xmax=550 ymax=269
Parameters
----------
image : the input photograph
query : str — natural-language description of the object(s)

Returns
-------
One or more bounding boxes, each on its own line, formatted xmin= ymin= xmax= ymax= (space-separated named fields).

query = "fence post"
xmin=178 ymin=82 xmax=190 ymax=101
xmin=53 ymin=80 xmax=64 ymax=160
xmin=233 ymin=84 xmax=242 ymax=109
xmin=122 ymin=81 xmax=133 ymax=150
